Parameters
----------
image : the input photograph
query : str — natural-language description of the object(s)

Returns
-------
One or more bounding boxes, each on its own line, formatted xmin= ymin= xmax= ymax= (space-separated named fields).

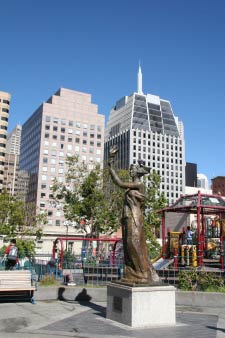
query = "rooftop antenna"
xmin=137 ymin=61 xmax=143 ymax=95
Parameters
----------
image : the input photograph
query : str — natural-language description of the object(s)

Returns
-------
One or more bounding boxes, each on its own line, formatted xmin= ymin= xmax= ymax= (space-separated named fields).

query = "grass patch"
xmin=204 ymin=286 xmax=225 ymax=293
xmin=38 ymin=274 xmax=61 ymax=286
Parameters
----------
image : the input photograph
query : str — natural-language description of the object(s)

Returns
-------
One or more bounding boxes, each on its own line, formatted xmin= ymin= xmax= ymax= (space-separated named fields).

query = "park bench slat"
xmin=0 ymin=270 xmax=36 ymax=297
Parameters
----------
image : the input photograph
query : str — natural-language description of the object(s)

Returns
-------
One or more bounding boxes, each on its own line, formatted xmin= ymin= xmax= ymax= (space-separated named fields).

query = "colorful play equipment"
xmin=157 ymin=191 xmax=225 ymax=269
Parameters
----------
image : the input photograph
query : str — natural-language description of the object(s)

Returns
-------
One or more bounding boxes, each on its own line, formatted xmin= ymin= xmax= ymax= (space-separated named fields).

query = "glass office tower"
xmin=104 ymin=67 xmax=185 ymax=204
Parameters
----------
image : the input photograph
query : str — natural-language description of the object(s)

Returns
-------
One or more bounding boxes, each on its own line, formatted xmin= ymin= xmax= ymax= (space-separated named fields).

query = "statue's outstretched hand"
xmin=109 ymin=145 xmax=118 ymax=159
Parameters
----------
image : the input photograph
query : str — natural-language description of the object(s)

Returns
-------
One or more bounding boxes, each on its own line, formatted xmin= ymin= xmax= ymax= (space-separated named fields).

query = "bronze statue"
xmin=108 ymin=145 xmax=160 ymax=285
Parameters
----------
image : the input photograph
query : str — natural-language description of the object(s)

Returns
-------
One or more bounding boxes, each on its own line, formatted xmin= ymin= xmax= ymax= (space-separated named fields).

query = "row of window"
xmin=44 ymin=135 xmax=102 ymax=146
xmin=45 ymin=116 xmax=102 ymax=131
xmin=44 ymin=131 xmax=102 ymax=140
xmin=133 ymin=130 xmax=182 ymax=144
xmin=0 ymin=99 xmax=10 ymax=104
xmin=1 ymin=108 xmax=9 ymax=113
xmin=133 ymin=153 xmax=182 ymax=165
xmin=42 ymin=147 xmax=101 ymax=156
xmin=133 ymin=145 xmax=182 ymax=156
xmin=133 ymin=139 xmax=182 ymax=150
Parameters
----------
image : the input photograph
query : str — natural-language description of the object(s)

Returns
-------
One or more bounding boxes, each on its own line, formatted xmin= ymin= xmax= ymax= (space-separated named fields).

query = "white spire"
xmin=137 ymin=62 xmax=143 ymax=94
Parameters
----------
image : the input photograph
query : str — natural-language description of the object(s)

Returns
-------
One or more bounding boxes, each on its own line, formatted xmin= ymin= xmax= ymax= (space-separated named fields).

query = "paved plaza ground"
xmin=0 ymin=300 xmax=225 ymax=338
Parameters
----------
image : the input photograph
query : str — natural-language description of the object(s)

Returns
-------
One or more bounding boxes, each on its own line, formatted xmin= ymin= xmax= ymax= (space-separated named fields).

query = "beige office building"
xmin=0 ymin=91 xmax=11 ymax=191
xmin=19 ymin=88 xmax=105 ymax=253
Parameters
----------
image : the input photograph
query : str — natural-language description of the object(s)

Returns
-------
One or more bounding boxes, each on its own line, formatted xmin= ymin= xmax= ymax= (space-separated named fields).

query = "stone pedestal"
xmin=107 ymin=283 xmax=176 ymax=327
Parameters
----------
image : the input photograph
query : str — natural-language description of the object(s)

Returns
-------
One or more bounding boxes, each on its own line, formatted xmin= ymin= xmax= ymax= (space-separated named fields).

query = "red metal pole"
xmin=219 ymin=213 xmax=224 ymax=270
xmin=197 ymin=191 xmax=202 ymax=266
xmin=162 ymin=212 xmax=166 ymax=259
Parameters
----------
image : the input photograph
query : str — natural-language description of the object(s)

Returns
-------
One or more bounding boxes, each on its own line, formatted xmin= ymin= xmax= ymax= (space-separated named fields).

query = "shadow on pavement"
xmin=207 ymin=325 xmax=225 ymax=333
xmin=57 ymin=287 xmax=106 ymax=318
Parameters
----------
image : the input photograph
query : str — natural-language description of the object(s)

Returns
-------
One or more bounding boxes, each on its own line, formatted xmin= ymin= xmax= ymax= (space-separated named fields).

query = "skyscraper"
xmin=104 ymin=67 xmax=185 ymax=204
xmin=19 ymin=88 xmax=105 ymax=252
xmin=3 ymin=124 xmax=22 ymax=195
xmin=0 ymin=91 xmax=11 ymax=191
xmin=6 ymin=124 xmax=22 ymax=155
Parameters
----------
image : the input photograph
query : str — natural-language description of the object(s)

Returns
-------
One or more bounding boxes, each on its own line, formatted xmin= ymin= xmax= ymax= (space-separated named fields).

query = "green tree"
xmin=51 ymin=156 xmax=127 ymax=238
xmin=0 ymin=189 xmax=46 ymax=257
xmin=143 ymin=170 xmax=168 ymax=258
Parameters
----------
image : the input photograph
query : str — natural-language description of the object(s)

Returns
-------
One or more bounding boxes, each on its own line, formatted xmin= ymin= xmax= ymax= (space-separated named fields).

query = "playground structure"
xmin=47 ymin=191 xmax=225 ymax=280
xmin=157 ymin=191 xmax=225 ymax=269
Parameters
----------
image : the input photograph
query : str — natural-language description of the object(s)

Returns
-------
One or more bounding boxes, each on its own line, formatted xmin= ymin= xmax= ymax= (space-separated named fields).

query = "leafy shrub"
xmin=178 ymin=269 xmax=224 ymax=291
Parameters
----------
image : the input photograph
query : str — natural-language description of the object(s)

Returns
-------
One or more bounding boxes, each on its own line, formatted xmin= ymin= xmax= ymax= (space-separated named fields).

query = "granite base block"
xmin=107 ymin=283 xmax=176 ymax=327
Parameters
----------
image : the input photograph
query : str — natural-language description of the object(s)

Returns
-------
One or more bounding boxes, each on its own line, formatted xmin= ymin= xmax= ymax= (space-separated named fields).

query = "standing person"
xmin=2 ymin=239 xmax=19 ymax=270
xmin=108 ymin=145 xmax=160 ymax=285
xmin=186 ymin=226 xmax=194 ymax=245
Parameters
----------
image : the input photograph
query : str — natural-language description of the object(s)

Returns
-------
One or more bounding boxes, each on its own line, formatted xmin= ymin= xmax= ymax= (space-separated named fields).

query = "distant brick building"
xmin=211 ymin=176 xmax=225 ymax=196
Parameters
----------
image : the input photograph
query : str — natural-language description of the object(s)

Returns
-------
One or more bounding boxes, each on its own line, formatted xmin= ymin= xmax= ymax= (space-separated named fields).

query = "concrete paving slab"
xmin=0 ymin=300 xmax=224 ymax=338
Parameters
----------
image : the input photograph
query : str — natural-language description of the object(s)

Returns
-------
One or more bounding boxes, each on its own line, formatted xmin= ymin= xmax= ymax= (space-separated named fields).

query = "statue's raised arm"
xmin=108 ymin=146 xmax=160 ymax=286
xmin=108 ymin=145 xmax=140 ymax=189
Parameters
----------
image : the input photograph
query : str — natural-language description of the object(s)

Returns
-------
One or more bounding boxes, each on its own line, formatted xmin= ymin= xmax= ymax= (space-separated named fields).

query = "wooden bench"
xmin=0 ymin=270 xmax=36 ymax=302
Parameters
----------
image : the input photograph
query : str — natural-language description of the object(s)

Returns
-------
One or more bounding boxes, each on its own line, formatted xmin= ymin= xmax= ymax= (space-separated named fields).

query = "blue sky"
xmin=0 ymin=0 xmax=225 ymax=182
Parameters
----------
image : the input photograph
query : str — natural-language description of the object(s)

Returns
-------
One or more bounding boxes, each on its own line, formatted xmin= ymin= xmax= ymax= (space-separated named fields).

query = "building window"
xmin=56 ymin=220 xmax=60 ymax=226
xmin=53 ymin=126 xmax=58 ymax=132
